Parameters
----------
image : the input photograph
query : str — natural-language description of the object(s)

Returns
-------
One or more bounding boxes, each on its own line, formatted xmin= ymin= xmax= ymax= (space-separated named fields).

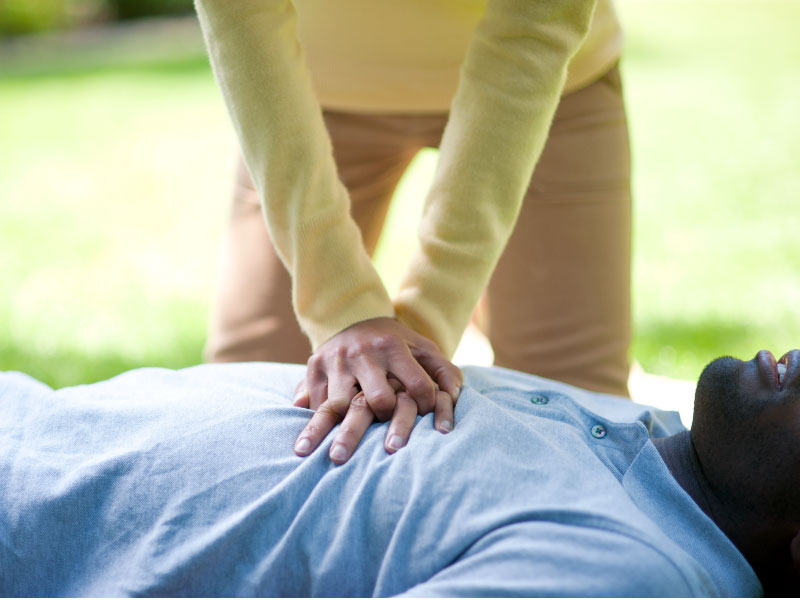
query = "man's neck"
xmin=652 ymin=430 xmax=721 ymax=523
xmin=653 ymin=431 xmax=800 ymax=594
xmin=651 ymin=430 xmax=769 ymax=551
xmin=653 ymin=432 xmax=755 ymax=569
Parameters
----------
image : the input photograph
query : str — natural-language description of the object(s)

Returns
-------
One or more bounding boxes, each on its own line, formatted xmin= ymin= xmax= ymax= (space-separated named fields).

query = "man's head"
xmin=691 ymin=349 xmax=800 ymax=594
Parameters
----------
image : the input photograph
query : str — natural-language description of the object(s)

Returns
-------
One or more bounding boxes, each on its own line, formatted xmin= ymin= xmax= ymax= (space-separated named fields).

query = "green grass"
xmin=619 ymin=0 xmax=800 ymax=377
xmin=1 ymin=1 xmax=799 ymax=388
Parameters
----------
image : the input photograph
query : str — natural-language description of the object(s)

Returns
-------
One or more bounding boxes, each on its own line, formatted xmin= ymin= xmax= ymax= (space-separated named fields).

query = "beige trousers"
xmin=206 ymin=65 xmax=632 ymax=397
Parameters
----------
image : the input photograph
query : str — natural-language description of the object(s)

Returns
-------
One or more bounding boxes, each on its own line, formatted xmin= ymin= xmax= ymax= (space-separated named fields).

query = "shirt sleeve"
xmin=395 ymin=521 xmax=706 ymax=597
xmin=195 ymin=0 xmax=395 ymax=350
xmin=393 ymin=0 xmax=600 ymax=357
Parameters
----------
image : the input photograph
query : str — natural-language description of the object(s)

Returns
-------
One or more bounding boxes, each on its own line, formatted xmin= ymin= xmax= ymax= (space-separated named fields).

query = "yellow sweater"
xmin=196 ymin=0 xmax=620 ymax=357
xmin=294 ymin=0 xmax=622 ymax=112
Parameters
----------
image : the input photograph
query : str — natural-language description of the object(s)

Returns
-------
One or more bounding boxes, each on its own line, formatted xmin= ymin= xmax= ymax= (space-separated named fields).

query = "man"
xmin=0 ymin=350 xmax=797 ymax=596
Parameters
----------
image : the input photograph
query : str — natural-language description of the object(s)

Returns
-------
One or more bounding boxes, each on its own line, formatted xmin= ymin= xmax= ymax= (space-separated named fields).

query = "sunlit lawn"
xmin=1 ymin=0 xmax=799 ymax=389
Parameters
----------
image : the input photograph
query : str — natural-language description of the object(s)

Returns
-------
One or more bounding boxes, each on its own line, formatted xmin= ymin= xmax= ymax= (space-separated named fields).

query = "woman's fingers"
xmin=433 ymin=389 xmax=455 ymax=434
xmin=292 ymin=379 xmax=310 ymax=408
xmin=386 ymin=377 xmax=403 ymax=392
xmin=410 ymin=345 xmax=463 ymax=407
xmin=304 ymin=354 xmax=329 ymax=411
xmin=386 ymin=343 xmax=437 ymax=415
xmin=295 ymin=386 xmax=453 ymax=462
xmin=328 ymin=392 xmax=375 ymax=465
xmin=355 ymin=360 xmax=398 ymax=422
xmin=384 ymin=391 xmax=418 ymax=454
xmin=295 ymin=368 xmax=357 ymax=457
xmin=294 ymin=394 xmax=351 ymax=457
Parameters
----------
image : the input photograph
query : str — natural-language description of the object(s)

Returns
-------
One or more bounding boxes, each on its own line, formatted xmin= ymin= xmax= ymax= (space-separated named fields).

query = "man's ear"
xmin=778 ymin=530 xmax=800 ymax=596
xmin=791 ymin=530 xmax=800 ymax=575
xmin=764 ymin=531 xmax=800 ymax=597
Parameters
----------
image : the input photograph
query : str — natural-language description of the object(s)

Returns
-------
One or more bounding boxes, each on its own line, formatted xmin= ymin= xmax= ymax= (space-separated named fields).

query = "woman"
xmin=196 ymin=0 xmax=631 ymax=460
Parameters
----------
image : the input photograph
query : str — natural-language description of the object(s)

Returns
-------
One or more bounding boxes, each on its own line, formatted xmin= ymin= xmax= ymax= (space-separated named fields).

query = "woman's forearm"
xmin=196 ymin=0 xmax=394 ymax=349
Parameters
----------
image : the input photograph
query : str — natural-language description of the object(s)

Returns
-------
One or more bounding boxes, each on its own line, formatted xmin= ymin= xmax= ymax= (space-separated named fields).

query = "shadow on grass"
xmin=0 ymin=339 xmax=206 ymax=390
xmin=0 ymin=16 xmax=211 ymax=82
xmin=633 ymin=317 xmax=760 ymax=380
xmin=1 ymin=317 xmax=769 ymax=388
xmin=0 ymin=52 xmax=211 ymax=82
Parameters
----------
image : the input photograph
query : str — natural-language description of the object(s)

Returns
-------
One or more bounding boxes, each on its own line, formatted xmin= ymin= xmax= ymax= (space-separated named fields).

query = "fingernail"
xmin=439 ymin=420 xmax=452 ymax=433
xmin=295 ymin=438 xmax=311 ymax=454
xmin=330 ymin=444 xmax=348 ymax=462
xmin=293 ymin=391 xmax=305 ymax=404
xmin=387 ymin=434 xmax=404 ymax=450
xmin=453 ymin=387 xmax=461 ymax=401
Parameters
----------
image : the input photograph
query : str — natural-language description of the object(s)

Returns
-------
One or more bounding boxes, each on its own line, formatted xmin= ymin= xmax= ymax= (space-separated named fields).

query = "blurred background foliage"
xmin=0 ymin=0 xmax=194 ymax=36
xmin=1 ymin=0 xmax=799 ymax=390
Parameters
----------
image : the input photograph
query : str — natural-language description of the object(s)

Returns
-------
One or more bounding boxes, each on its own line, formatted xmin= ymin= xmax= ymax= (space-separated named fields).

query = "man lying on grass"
xmin=0 ymin=350 xmax=797 ymax=596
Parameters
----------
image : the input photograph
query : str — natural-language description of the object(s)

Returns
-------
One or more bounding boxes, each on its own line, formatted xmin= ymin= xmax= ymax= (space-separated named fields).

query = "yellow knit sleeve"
xmin=195 ymin=0 xmax=394 ymax=350
xmin=394 ymin=0 xmax=598 ymax=358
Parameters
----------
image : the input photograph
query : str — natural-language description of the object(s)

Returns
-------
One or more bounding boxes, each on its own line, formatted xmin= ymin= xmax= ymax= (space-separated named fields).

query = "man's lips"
xmin=778 ymin=349 xmax=799 ymax=389
xmin=756 ymin=350 xmax=799 ymax=391
xmin=757 ymin=350 xmax=781 ymax=390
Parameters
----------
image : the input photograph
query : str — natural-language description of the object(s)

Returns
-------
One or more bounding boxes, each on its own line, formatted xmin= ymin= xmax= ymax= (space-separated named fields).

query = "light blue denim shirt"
xmin=0 ymin=363 xmax=761 ymax=596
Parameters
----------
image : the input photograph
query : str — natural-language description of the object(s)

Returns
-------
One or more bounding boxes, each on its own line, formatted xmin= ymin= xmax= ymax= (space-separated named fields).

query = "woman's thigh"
xmin=484 ymin=66 xmax=632 ymax=397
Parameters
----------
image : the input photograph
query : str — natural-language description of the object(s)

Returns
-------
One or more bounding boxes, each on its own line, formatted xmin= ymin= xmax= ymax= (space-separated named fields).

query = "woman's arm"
xmin=196 ymin=0 xmax=395 ymax=347
xmin=394 ymin=0 xmax=599 ymax=358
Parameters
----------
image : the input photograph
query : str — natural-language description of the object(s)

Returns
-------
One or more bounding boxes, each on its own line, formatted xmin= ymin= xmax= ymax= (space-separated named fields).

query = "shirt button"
xmin=530 ymin=395 xmax=549 ymax=405
xmin=590 ymin=424 xmax=607 ymax=439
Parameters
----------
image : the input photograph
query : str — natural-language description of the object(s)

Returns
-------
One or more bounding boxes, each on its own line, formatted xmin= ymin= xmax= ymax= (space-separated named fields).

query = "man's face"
xmin=692 ymin=349 xmax=800 ymax=521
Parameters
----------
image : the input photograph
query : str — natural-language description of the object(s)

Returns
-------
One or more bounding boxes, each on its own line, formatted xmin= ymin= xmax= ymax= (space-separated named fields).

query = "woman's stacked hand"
xmin=292 ymin=317 xmax=463 ymax=464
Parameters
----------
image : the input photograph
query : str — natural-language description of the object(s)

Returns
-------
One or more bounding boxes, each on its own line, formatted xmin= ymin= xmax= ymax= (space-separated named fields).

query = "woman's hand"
xmin=292 ymin=317 xmax=462 ymax=463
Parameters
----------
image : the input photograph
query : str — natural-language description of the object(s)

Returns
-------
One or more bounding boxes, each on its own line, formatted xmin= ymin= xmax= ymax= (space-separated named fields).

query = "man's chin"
xmin=693 ymin=356 xmax=740 ymax=417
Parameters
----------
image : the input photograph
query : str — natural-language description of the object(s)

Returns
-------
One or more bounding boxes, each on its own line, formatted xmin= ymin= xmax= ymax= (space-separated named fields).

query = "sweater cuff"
xmin=293 ymin=213 xmax=396 ymax=350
